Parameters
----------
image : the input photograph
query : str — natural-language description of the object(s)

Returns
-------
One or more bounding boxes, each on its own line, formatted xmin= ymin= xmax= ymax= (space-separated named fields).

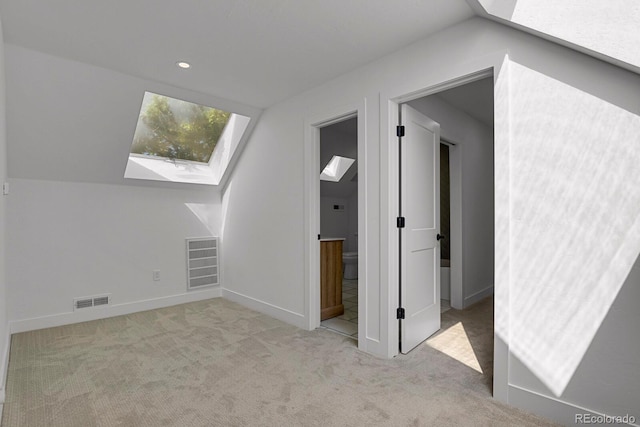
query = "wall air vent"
xmin=93 ymin=296 xmax=110 ymax=307
xmin=186 ymin=237 xmax=219 ymax=290
xmin=73 ymin=294 xmax=111 ymax=311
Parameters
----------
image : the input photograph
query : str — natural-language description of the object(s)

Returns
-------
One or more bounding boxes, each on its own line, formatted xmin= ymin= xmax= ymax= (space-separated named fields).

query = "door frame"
xmin=440 ymin=138 xmax=464 ymax=310
xmin=303 ymin=100 xmax=367 ymax=350
xmin=382 ymin=65 xmax=506 ymax=397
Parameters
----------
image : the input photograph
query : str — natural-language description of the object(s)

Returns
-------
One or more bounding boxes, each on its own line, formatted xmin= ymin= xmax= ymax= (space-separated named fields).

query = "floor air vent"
xmin=186 ymin=237 xmax=219 ymax=290
xmin=73 ymin=294 xmax=111 ymax=311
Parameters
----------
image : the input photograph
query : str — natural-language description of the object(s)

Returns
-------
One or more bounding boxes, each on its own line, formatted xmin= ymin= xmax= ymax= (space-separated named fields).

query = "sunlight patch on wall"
xmin=507 ymin=61 xmax=640 ymax=396
xmin=185 ymin=203 xmax=219 ymax=236
xmin=493 ymin=56 xmax=511 ymax=350
xmin=427 ymin=322 xmax=483 ymax=373
xmin=478 ymin=0 xmax=640 ymax=69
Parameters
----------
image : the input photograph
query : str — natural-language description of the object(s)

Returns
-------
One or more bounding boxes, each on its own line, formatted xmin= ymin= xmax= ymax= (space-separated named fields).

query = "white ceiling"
xmin=436 ymin=77 xmax=494 ymax=127
xmin=0 ymin=0 xmax=475 ymax=108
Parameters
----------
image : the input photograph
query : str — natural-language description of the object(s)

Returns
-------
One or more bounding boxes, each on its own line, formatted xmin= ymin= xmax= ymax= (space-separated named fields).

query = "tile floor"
xmin=321 ymin=282 xmax=452 ymax=340
xmin=320 ymin=279 xmax=358 ymax=340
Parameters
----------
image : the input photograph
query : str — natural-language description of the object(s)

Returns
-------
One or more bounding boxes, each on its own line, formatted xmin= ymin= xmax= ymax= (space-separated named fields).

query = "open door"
xmin=399 ymin=104 xmax=441 ymax=354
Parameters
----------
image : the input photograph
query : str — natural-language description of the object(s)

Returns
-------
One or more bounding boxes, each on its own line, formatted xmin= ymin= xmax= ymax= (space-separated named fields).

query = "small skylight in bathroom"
xmin=320 ymin=155 xmax=355 ymax=182
xmin=124 ymin=91 xmax=252 ymax=185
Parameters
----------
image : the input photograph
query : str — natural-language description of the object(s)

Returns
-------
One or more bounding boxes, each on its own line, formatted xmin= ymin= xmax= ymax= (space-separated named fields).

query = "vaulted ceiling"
xmin=0 ymin=0 xmax=475 ymax=108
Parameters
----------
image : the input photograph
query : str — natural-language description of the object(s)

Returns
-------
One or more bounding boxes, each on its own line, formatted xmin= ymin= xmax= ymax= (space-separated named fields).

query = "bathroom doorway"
xmin=318 ymin=117 xmax=359 ymax=341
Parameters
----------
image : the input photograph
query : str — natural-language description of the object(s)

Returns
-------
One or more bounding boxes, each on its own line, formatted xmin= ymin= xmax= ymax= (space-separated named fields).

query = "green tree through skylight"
xmin=130 ymin=94 xmax=231 ymax=163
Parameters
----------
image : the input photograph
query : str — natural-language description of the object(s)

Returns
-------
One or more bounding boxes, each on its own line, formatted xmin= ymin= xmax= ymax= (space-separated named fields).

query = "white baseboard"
xmin=10 ymin=288 xmax=222 ymax=334
xmin=510 ymin=384 xmax=639 ymax=427
xmin=222 ymin=288 xmax=306 ymax=329
xmin=464 ymin=285 xmax=494 ymax=308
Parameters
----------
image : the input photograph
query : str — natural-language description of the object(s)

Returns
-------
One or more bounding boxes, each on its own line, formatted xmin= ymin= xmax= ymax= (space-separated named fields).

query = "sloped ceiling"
xmin=468 ymin=0 xmax=640 ymax=75
xmin=0 ymin=0 xmax=475 ymax=108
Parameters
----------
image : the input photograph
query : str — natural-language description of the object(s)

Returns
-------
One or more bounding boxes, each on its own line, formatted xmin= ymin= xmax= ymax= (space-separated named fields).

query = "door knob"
xmin=437 ymin=234 xmax=445 ymax=241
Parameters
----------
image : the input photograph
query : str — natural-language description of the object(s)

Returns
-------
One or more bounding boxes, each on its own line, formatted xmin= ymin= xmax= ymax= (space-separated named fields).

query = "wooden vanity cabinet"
xmin=320 ymin=239 xmax=344 ymax=321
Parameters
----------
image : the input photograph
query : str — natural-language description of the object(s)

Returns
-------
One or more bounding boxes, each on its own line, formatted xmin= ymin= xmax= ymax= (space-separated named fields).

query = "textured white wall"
xmin=3 ymin=45 xmax=234 ymax=329
xmin=482 ymin=0 xmax=640 ymax=69
xmin=407 ymin=95 xmax=494 ymax=304
xmin=7 ymin=179 xmax=222 ymax=325
xmin=320 ymin=196 xmax=350 ymax=241
xmin=0 ymin=13 xmax=8 ymax=402
xmin=347 ymin=190 xmax=358 ymax=253
xmin=2 ymin=13 xmax=638 ymax=424
xmin=4 ymin=44 xmax=260 ymax=186
xmin=221 ymin=17 xmax=640 ymax=424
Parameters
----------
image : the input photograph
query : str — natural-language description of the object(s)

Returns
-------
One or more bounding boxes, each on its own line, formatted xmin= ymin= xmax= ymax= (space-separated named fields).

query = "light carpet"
xmin=2 ymin=298 xmax=556 ymax=426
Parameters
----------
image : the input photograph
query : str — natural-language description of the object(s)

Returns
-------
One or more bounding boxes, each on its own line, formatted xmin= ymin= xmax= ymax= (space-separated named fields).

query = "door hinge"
xmin=396 ymin=125 xmax=405 ymax=137
xmin=397 ymin=307 xmax=405 ymax=319
xmin=397 ymin=217 xmax=405 ymax=228
xmin=318 ymin=234 xmax=321 ymax=240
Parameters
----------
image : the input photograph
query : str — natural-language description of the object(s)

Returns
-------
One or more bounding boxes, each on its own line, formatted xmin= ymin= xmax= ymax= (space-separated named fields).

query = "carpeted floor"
xmin=1 ymin=298 xmax=557 ymax=426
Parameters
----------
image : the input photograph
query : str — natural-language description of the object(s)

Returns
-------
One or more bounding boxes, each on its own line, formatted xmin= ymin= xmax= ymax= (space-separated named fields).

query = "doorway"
xmin=397 ymin=75 xmax=495 ymax=390
xmin=318 ymin=117 xmax=359 ymax=340
xmin=303 ymin=102 xmax=365 ymax=350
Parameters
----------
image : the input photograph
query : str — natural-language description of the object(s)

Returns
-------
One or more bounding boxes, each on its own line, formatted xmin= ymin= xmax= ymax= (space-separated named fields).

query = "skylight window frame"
xmin=123 ymin=90 xmax=261 ymax=187
xmin=128 ymin=152 xmax=211 ymax=166
xmin=320 ymin=155 xmax=356 ymax=182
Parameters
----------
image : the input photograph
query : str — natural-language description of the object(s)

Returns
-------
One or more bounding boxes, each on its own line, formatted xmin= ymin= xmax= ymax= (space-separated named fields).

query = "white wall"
xmin=4 ymin=44 xmax=260 ymax=186
xmin=3 ymin=46 xmax=231 ymax=331
xmin=221 ymin=17 xmax=640 ymax=425
xmin=0 ymin=13 xmax=8 ymax=407
xmin=320 ymin=196 xmax=350 ymax=238
xmin=319 ymin=194 xmax=358 ymax=253
xmin=347 ymin=190 xmax=358 ymax=253
xmin=7 ymin=178 xmax=222 ymax=330
xmin=219 ymin=104 xmax=307 ymax=326
xmin=407 ymin=95 xmax=494 ymax=305
xmin=3 ymin=13 xmax=636 ymax=425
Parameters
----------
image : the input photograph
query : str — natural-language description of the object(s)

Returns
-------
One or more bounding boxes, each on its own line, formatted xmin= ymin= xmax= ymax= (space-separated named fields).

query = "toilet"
xmin=342 ymin=251 xmax=358 ymax=279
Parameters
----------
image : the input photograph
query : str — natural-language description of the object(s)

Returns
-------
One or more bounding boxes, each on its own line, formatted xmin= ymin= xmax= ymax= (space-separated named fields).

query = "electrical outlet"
xmin=153 ymin=270 xmax=161 ymax=281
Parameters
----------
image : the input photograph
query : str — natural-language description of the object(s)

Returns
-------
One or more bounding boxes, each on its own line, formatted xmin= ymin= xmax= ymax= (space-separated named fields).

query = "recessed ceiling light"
xmin=176 ymin=61 xmax=191 ymax=69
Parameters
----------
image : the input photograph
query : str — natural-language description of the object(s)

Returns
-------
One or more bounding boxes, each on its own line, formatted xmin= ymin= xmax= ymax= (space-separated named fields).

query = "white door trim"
xmin=383 ymin=67 xmax=493 ymax=355
xmin=303 ymin=99 xmax=367 ymax=351
xmin=381 ymin=58 xmax=509 ymax=403
xmin=441 ymin=138 xmax=464 ymax=310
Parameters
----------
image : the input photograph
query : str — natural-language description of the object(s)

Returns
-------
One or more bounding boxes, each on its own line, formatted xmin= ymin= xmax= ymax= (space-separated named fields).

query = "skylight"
xmin=320 ymin=155 xmax=355 ymax=182
xmin=124 ymin=92 xmax=251 ymax=185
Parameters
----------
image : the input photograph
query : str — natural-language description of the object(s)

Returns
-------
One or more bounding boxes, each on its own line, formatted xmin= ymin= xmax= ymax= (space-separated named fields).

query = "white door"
xmin=400 ymin=104 xmax=441 ymax=354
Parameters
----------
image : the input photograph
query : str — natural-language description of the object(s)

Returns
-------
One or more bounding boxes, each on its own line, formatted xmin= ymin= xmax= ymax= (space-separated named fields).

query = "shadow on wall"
xmin=494 ymin=60 xmax=640 ymax=403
